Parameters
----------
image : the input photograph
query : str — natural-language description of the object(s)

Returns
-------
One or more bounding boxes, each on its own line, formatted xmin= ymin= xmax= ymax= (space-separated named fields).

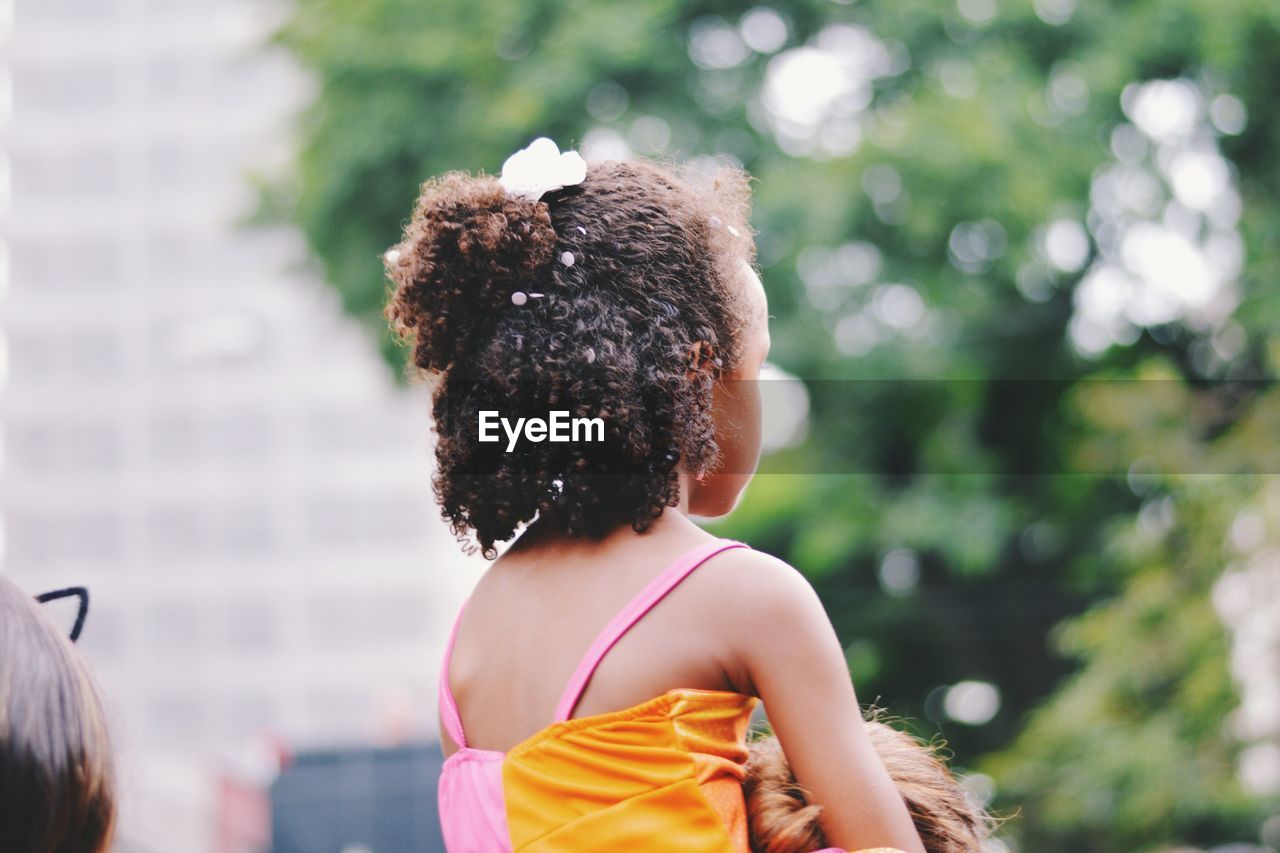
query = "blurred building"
xmin=0 ymin=1 xmax=480 ymax=850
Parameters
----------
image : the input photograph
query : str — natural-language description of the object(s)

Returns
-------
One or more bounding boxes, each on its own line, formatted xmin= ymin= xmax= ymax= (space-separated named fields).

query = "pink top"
xmin=436 ymin=538 xmax=751 ymax=852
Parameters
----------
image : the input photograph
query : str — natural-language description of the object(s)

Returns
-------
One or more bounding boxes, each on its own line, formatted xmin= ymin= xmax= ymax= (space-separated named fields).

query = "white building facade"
xmin=0 ymin=1 xmax=480 ymax=849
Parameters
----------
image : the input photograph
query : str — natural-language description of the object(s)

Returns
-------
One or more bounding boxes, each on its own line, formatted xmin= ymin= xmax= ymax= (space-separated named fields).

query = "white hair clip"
xmin=499 ymin=137 xmax=587 ymax=202
xmin=510 ymin=291 xmax=545 ymax=306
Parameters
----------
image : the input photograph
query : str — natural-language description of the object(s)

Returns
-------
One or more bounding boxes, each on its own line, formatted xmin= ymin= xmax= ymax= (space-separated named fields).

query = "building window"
xmin=4 ymin=418 xmax=122 ymax=473
xmin=305 ymin=494 xmax=427 ymax=546
xmin=220 ymin=598 xmax=278 ymax=653
xmin=3 ymin=509 xmax=123 ymax=564
xmin=149 ymin=410 xmax=274 ymax=464
xmin=7 ymin=235 xmax=124 ymax=291
xmin=13 ymin=64 xmax=120 ymax=113
xmin=147 ymin=503 xmax=276 ymax=560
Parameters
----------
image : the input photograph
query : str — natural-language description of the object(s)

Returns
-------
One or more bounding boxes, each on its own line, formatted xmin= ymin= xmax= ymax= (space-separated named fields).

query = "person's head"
xmin=0 ymin=577 xmax=115 ymax=853
xmin=743 ymin=719 xmax=994 ymax=853
xmin=385 ymin=153 xmax=769 ymax=556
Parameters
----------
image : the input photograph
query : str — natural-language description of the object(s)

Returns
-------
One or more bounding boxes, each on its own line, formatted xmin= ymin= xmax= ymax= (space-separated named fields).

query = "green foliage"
xmin=268 ymin=0 xmax=1280 ymax=846
xmin=986 ymin=474 xmax=1261 ymax=850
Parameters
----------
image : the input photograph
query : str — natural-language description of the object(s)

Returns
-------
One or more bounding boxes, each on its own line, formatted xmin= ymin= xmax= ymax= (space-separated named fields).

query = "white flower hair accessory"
xmin=498 ymin=137 xmax=587 ymax=202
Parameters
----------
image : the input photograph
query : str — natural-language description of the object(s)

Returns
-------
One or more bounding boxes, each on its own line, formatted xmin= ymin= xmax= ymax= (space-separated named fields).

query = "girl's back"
xmin=445 ymin=518 xmax=742 ymax=752
xmin=440 ymin=522 xmax=761 ymax=850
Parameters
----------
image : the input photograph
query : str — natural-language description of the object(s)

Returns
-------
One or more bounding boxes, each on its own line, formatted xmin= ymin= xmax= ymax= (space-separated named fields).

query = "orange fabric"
xmin=502 ymin=689 xmax=757 ymax=852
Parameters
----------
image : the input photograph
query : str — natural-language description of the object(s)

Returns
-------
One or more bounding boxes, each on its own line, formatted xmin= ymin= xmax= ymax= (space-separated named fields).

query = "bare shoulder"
xmin=693 ymin=544 xmax=830 ymax=633
xmin=704 ymin=543 xmax=812 ymax=590
xmin=676 ymin=543 xmax=840 ymax=698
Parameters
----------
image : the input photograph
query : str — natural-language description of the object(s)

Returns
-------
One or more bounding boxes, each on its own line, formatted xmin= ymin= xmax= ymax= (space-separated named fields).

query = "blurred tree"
xmin=264 ymin=0 xmax=1280 ymax=848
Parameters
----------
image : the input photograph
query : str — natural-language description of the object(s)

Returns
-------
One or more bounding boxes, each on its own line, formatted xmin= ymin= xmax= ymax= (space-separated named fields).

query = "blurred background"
xmin=2 ymin=0 xmax=1279 ymax=851
xmin=0 ymin=1 xmax=481 ymax=850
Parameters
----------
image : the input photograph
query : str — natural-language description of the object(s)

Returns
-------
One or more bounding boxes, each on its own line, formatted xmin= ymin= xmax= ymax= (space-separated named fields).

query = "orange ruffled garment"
xmin=502 ymin=688 xmax=758 ymax=851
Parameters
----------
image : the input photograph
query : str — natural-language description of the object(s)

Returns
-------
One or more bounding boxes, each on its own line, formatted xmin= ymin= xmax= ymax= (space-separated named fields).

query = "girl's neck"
xmin=506 ymin=482 xmax=707 ymax=563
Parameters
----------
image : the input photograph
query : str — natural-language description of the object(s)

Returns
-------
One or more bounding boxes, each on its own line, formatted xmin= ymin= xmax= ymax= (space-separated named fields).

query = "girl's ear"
xmin=35 ymin=586 xmax=90 ymax=642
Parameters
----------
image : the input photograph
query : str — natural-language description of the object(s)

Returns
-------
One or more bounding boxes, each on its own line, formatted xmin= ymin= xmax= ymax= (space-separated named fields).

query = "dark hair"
xmin=0 ymin=576 xmax=115 ymax=853
xmin=385 ymin=156 xmax=756 ymax=557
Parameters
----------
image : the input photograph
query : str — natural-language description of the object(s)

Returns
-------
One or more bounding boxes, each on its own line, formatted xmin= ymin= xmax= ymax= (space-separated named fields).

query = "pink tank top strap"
xmin=553 ymin=537 xmax=749 ymax=722
xmin=438 ymin=600 xmax=470 ymax=749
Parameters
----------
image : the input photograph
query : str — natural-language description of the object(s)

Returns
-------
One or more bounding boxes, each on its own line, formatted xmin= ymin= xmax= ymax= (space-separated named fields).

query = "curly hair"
xmin=385 ymin=156 xmax=756 ymax=557
xmin=743 ymin=715 xmax=997 ymax=853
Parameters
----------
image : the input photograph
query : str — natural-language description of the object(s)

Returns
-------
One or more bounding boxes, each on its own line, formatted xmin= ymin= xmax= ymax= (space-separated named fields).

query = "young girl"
xmin=0 ymin=578 xmax=115 ymax=852
xmin=385 ymin=138 xmax=927 ymax=853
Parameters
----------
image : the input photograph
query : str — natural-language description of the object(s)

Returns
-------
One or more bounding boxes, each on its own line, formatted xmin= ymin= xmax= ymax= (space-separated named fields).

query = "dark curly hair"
xmin=385 ymin=156 xmax=755 ymax=557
